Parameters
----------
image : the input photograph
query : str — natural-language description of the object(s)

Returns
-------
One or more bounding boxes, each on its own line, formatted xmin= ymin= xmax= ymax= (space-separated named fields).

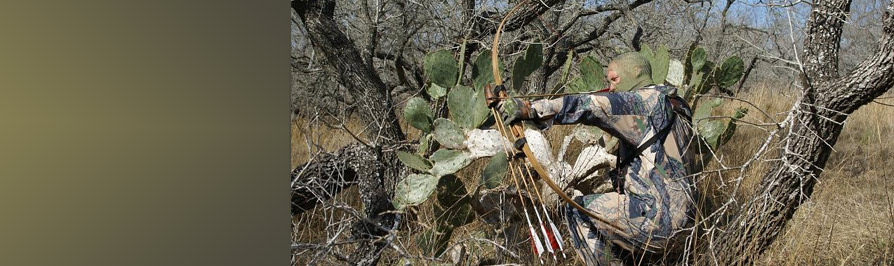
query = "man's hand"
xmin=498 ymin=98 xmax=533 ymax=125
xmin=484 ymin=84 xmax=505 ymax=108
xmin=484 ymin=84 xmax=536 ymax=125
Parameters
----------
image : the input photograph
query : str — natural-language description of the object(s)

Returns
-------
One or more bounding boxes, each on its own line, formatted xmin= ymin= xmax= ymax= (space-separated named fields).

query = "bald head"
xmin=606 ymin=52 xmax=653 ymax=92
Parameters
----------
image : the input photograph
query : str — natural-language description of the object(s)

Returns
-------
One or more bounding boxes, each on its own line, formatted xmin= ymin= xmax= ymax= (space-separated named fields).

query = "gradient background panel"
xmin=0 ymin=1 xmax=287 ymax=265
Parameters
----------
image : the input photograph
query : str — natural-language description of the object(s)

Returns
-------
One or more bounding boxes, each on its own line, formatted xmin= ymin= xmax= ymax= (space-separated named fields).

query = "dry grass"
xmin=291 ymin=83 xmax=894 ymax=265
xmin=756 ymin=91 xmax=894 ymax=265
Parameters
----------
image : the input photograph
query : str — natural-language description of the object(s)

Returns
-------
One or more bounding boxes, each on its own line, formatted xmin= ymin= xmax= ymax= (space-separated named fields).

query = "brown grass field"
xmin=291 ymin=83 xmax=894 ymax=265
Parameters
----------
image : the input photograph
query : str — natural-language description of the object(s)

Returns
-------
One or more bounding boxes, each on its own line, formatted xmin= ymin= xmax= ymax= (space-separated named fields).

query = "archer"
xmin=493 ymin=52 xmax=698 ymax=265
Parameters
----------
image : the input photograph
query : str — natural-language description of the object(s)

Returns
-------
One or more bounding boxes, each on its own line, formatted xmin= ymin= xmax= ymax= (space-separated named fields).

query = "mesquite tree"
xmin=707 ymin=0 xmax=894 ymax=264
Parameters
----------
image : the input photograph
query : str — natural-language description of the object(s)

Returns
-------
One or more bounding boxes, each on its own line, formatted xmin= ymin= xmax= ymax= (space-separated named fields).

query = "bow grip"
xmin=485 ymin=84 xmax=507 ymax=108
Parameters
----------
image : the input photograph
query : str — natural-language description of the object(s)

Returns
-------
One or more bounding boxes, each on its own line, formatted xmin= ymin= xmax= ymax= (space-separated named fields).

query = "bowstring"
xmin=490 ymin=0 xmax=628 ymax=242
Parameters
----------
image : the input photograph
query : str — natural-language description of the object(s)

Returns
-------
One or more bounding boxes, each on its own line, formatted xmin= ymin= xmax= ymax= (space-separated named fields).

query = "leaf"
xmin=393 ymin=174 xmax=439 ymax=209
xmin=471 ymin=49 xmax=504 ymax=90
xmin=713 ymin=56 xmax=745 ymax=88
xmin=424 ymin=49 xmax=458 ymax=89
xmin=433 ymin=118 xmax=465 ymax=149
xmin=447 ymin=86 xmax=489 ymax=129
xmin=480 ymin=152 xmax=508 ymax=189
xmin=718 ymin=107 xmax=748 ymax=147
xmin=436 ymin=174 xmax=468 ymax=205
xmin=651 ymin=45 xmax=670 ymax=84
xmin=430 ymin=149 xmax=471 ymax=177
xmin=548 ymin=50 xmax=574 ymax=93
xmin=572 ymin=125 xmax=605 ymax=144
xmin=693 ymin=98 xmax=722 ymax=124
xmin=698 ymin=119 xmax=727 ymax=149
xmin=732 ymin=106 xmax=748 ymax=120
xmin=565 ymin=77 xmax=587 ymax=93
xmin=693 ymin=60 xmax=716 ymax=96
xmin=667 ymin=59 xmax=684 ymax=87
xmin=511 ymin=43 xmax=543 ymax=91
xmin=427 ymin=83 xmax=447 ymax=99
xmin=397 ymin=151 xmax=432 ymax=172
xmin=435 ymin=196 xmax=475 ymax=228
xmin=690 ymin=46 xmax=706 ymax=74
xmin=404 ymin=97 xmax=433 ymax=133
xmin=685 ymin=72 xmax=703 ymax=102
xmin=686 ymin=60 xmax=714 ymax=101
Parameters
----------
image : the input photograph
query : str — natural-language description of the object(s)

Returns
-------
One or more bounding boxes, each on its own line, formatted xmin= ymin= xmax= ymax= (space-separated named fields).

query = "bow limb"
xmin=489 ymin=0 xmax=628 ymax=237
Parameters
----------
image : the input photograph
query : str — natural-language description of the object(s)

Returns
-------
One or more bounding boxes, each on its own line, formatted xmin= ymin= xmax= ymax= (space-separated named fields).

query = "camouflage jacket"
xmin=531 ymin=85 xmax=697 ymax=264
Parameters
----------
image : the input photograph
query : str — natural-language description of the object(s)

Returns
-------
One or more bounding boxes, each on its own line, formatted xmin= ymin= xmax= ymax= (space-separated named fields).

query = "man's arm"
xmin=531 ymin=92 xmax=657 ymax=146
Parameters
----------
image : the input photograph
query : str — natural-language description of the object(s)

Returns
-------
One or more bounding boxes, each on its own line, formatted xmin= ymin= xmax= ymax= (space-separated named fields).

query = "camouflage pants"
xmin=565 ymin=193 xmax=679 ymax=265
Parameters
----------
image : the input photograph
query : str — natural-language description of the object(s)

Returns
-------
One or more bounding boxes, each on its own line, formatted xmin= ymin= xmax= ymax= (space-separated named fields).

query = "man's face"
xmin=606 ymin=63 xmax=621 ymax=91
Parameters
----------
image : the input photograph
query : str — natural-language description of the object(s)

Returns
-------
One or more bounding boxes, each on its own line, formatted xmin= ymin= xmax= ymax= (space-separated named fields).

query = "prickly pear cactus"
xmin=667 ymin=60 xmax=685 ymax=87
xmin=392 ymin=42 xmax=752 ymax=260
xmin=397 ymin=151 xmax=432 ymax=172
xmin=637 ymin=43 xmax=748 ymax=167
xmin=433 ymin=118 xmax=465 ymax=149
xmin=567 ymin=56 xmax=604 ymax=93
xmin=672 ymin=44 xmax=747 ymax=161
xmin=480 ymin=152 xmax=508 ymax=189
xmin=394 ymin=42 xmax=505 ymax=212
xmin=404 ymin=96 xmax=433 ymax=133
xmin=640 ymin=44 xmax=670 ymax=85
xmin=430 ymin=149 xmax=471 ymax=177
xmin=714 ymin=56 xmax=745 ymax=88
xmin=435 ymin=175 xmax=475 ymax=228
xmin=651 ymin=46 xmax=670 ymax=85
xmin=512 ymin=43 xmax=543 ymax=92
xmin=472 ymin=49 xmax=503 ymax=90
xmin=424 ymin=49 xmax=458 ymax=89
xmin=393 ymin=173 xmax=439 ymax=209
xmin=447 ymin=86 xmax=489 ymax=130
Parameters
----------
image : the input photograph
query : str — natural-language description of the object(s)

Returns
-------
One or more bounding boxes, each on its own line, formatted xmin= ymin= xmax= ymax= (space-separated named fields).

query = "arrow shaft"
xmin=516 ymin=159 xmax=556 ymax=256
xmin=519 ymin=162 xmax=566 ymax=256
xmin=490 ymin=107 xmax=549 ymax=260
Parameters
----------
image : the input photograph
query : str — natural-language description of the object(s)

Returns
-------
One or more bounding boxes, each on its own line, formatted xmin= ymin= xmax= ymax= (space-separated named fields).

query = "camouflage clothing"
xmin=531 ymin=85 xmax=697 ymax=265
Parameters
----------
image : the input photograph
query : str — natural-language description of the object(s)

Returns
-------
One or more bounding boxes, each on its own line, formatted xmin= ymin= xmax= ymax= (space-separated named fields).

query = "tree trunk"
xmin=708 ymin=1 xmax=894 ymax=264
xmin=293 ymin=1 xmax=406 ymax=265
xmin=293 ymin=0 xmax=404 ymax=144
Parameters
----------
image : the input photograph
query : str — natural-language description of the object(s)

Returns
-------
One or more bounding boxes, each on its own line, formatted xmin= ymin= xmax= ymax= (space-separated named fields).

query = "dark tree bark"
xmin=802 ymin=0 xmax=851 ymax=85
xmin=293 ymin=0 xmax=404 ymax=144
xmin=735 ymin=56 xmax=759 ymax=94
xmin=471 ymin=0 xmax=564 ymax=39
xmin=571 ymin=0 xmax=655 ymax=52
xmin=708 ymin=1 xmax=894 ymax=264
xmin=291 ymin=144 xmax=373 ymax=215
